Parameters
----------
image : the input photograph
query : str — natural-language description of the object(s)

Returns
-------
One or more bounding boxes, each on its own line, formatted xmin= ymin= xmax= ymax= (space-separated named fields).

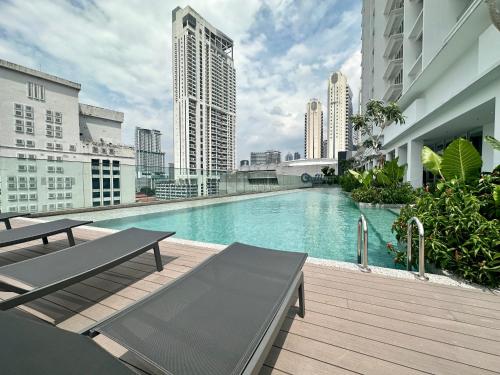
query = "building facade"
xmin=361 ymin=0 xmax=500 ymax=186
xmin=285 ymin=152 xmax=293 ymax=161
xmin=250 ymin=150 xmax=281 ymax=165
xmin=327 ymin=71 xmax=353 ymax=159
xmin=240 ymin=159 xmax=250 ymax=167
xmin=0 ymin=59 xmax=135 ymax=213
xmin=294 ymin=152 xmax=301 ymax=160
xmin=172 ymin=6 xmax=236 ymax=185
xmin=304 ymin=99 xmax=324 ymax=159
xmin=135 ymin=127 xmax=165 ymax=191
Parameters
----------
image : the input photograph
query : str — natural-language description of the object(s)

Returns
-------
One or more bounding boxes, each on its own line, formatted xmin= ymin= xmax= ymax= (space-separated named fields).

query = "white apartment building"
xmin=172 ymin=6 xmax=236 ymax=190
xmin=361 ymin=0 xmax=500 ymax=186
xmin=304 ymin=99 xmax=324 ymax=159
xmin=327 ymin=71 xmax=354 ymax=158
xmin=135 ymin=127 xmax=165 ymax=176
xmin=0 ymin=59 xmax=135 ymax=213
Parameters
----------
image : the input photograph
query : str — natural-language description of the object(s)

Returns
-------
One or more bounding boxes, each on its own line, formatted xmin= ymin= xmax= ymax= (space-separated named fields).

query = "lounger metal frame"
xmin=0 ymin=213 xmax=31 ymax=230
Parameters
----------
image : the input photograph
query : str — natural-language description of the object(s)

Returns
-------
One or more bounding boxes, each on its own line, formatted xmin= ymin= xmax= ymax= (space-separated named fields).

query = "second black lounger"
xmin=0 ymin=227 xmax=174 ymax=310
xmin=90 ymin=242 xmax=307 ymax=375
xmin=0 ymin=212 xmax=30 ymax=230
xmin=0 ymin=218 xmax=91 ymax=248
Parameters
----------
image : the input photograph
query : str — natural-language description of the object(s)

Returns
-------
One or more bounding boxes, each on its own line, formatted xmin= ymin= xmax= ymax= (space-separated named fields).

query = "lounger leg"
xmin=42 ymin=237 xmax=48 ymax=245
xmin=4 ymin=219 xmax=12 ymax=230
xmin=153 ymin=243 xmax=163 ymax=272
xmin=298 ymin=273 xmax=305 ymax=318
xmin=67 ymin=229 xmax=75 ymax=246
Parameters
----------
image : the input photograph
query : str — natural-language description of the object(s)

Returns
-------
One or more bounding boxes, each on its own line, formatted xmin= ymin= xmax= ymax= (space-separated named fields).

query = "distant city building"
xmin=0 ymin=59 xmax=135 ymax=213
xmin=304 ymin=99 xmax=323 ymax=159
xmin=321 ymin=140 xmax=328 ymax=158
xmin=135 ymin=127 xmax=165 ymax=176
xmin=285 ymin=152 xmax=293 ymax=161
xmin=294 ymin=152 xmax=301 ymax=160
xmin=240 ymin=159 xmax=249 ymax=167
xmin=327 ymin=71 xmax=353 ymax=159
xmin=250 ymin=150 xmax=281 ymax=165
xmin=360 ymin=0 xmax=499 ymax=186
xmin=172 ymin=6 xmax=236 ymax=180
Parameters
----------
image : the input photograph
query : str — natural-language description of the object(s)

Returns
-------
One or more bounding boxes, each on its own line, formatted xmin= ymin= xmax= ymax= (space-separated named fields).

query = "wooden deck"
xmin=1 ymin=220 xmax=500 ymax=374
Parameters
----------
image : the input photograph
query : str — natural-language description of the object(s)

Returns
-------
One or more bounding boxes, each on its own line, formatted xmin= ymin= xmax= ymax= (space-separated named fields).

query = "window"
xmin=93 ymin=201 xmax=101 ymax=207
xmin=65 ymin=177 xmax=72 ymax=189
xmin=55 ymin=131 xmax=62 ymax=138
xmin=15 ymin=119 xmax=24 ymax=133
xmin=102 ymin=160 xmax=110 ymax=167
xmin=103 ymin=178 xmax=110 ymax=189
xmin=47 ymin=166 xmax=55 ymax=173
xmin=113 ymin=179 xmax=120 ymax=189
xmin=65 ymin=202 xmax=72 ymax=209
xmin=29 ymin=205 xmax=37 ymax=212
xmin=46 ymin=110 xmax=53 ymax=123
xmin=69 ymin=145 xmax=76 ymax=151
xmin=28 ymin=154 xmax=36 ymax=160
xmin=103 ymin=200 xmax=111 ymax=206
xmin=29 ymin=177 xmax=36 ymax=189
xmin=92 ymin=178 xmax=100 ymax=190
xmin=24 ymin=106 xmax=33 ymax=119
xmin=65 ymin=192 xmax=72 ymax=199
xmin=48 ymin=177 xmax=55 ymax=190
xmin=91 ymin=159 xmax=100 ymax=166
xmin=57 ymin=203 xmax=64 ymax=210
xmin=16 ymin=139 xmax=25 ymax=147
xmin=28 ymin=82 xmax=45 ymax=101
xmin=26 ymin=140 xmax=35 ymax=148
xmin=29 ymin=193 xmax=37 ymax=200
xmin=28 ymin=165 xmax=36 ymax=172
xmin=14 ymin=103 xmax=23 ymax=117
xmin=92 ymin=192 xmax=100 ymax=198
xmin=103 ymin=191 xmax=110 ymax=198
xmin=113 ymin=169 xmax=120 ymax=176
xmin=55 ymin=143 xmax=62 ymax=151
xmin=18 ymin=165 xmax=27 ymax=172
xmin=18 ymin=177 xmax=27 ymax=190
xmin=47 ymin=155 xmax=54 ymax=161
xmin=8 ymin=194 xmax=17 ymax=202
xmin=48 ymin=192 xmax=56 ymax=200
xmin=57 ymin=192 xmax=64 ymax=200
xmin=112 ymin=160 xmax=120 ymax=167
xmin=113 ymin=191 xmax=120 ymax=197
xmin=55 ymin=112 xmax=62 ymax=124
xmin=17 ymin=153 xmax=26 ymax=160
xmin=46 ymin=142 xmax=54 ymax=149
xmin=56 ymin=166 xmax=63 ymax=174
xmin=25 ymin=120 xmax=34 ymax=134
xmin=103 ymin=169 xmax=110 ymax=175
xmin=19 ymin=193 xmax=28 ymax=201
xmin=56 ymin=156 xmax=63 ymax=162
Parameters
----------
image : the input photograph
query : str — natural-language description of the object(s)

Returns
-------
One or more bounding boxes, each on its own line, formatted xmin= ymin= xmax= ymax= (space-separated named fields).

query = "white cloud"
xmin=0 ymin=0 xmax=362 ymax=162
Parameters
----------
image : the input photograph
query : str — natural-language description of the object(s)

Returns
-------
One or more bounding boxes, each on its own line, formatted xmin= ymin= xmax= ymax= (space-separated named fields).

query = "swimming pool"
xmin=92 ymin=189 xmax=400 ymax=268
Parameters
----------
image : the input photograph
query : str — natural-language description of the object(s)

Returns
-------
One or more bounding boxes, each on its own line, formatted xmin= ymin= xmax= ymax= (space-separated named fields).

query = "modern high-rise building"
xmin=0 ymin=59 xmax=135 ymax=213
xmin=135 ymin=127 xmax=165 ymax=176
xmin=360 ymin=0 xmax=500 ymax=186
xmin=172 ymin=6 xmax=236 ymax=184
xmin=250 ymin=150 xmax=281 ymax=165
xmin=294 ymin=152 xmax=301 ymax=160
xmin=304 ymin=99 xmax=323 ymax=159
xmin=327 ymin=72 xmax=353 ymax=159
xmin=240 ymin=159 xmax=249 ymax=167
xmin=285 ymin=152 xmax=293 ymax=161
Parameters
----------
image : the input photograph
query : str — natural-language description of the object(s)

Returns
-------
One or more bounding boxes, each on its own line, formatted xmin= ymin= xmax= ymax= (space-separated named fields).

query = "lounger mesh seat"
xmin=0 ymin=227 xmax=174 ymax=310
xmin=92 ymin=242 xmax=307 ymax=375
xmin=0 ymin=218 xmax=91 ymax=247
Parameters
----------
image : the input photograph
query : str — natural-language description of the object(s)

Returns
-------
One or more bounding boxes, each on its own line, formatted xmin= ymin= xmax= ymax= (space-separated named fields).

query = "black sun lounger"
xmin=0 ymin=218 xmax=91 ymax=248
xmin=88 ymin=242 xmax=307 ymax=375
xmin=0 ymin=228 xmax=174 ymax=310
xmin=0 ymin=212 xmax=31 ymax=230
xmin=0 ymin=311 xmax=135 ymax=374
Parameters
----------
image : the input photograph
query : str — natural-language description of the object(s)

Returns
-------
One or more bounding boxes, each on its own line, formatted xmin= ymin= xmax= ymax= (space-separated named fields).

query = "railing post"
xmin=357 ymin=215 xmax=370 ymax=272
xmin=407 ymin=217 xmax=428 ymax=281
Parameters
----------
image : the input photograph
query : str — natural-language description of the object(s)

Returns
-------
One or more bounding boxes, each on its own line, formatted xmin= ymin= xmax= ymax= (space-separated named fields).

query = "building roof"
xmin=0 ymin=59 xmax=81 ymax=90
xmin=79 ymin=103 xmax=124 ymax=123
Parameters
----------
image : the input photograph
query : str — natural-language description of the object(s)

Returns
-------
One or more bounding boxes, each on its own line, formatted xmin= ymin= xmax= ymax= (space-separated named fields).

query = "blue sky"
xmin=0 ymin=0 xmax=362 ymax=162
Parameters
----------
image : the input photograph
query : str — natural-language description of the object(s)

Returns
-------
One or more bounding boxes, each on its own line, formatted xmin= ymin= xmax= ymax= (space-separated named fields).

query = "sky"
xmin=0 ymin=0 xmax=362 ymax=162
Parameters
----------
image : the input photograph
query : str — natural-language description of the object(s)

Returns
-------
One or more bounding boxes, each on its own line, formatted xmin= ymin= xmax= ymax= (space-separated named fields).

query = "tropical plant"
xmin=485 ymin=135 xmax=500 ymax=150
xmin=339 ymin=173 xmax=361 ymax=192
xmin=351 ymin=183 xmax=415 ymax=204
xmin=373 ymin=158 xmax=406 ymax=188
xmin=421 ymin=138 xmax=482 ymax=181
xmin=348 ymin=169 xmax=373 ymax=188
xmin=321 ymin=166 xmax=337 ymax=185
xmin=351 ymin=100 xmax=405 ymax=166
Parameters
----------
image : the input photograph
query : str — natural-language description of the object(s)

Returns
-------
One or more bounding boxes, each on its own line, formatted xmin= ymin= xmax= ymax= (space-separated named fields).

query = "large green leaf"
xmin=441 ymin=138 xmax=482 ymax=181
xmin=485 ymin=136 xmax=500 ymax=151
xmin=421 ymin=146 xmax=442 ymax=176
xmin=494 ymin=185 xmax=500 ymax=207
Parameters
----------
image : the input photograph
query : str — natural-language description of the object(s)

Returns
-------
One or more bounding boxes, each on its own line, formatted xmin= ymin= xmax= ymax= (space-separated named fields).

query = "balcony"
xmin=384 ymin=32 xmax=403 ymax=58
xmin=383 ymin=82 xmax=403 ymax=103
xmin=409 ymin=9 xmax=423 ymax=40
xmin=383 ymin=58 xmax=403 ymax=80
xmin=384 ymin=7 xmax=404 ymax=37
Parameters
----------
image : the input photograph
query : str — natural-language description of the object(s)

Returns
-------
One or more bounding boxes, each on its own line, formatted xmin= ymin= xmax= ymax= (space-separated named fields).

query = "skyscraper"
xmin=285 ymin=152 xmax=293 ymax=161
xmin=172 ymin=6 xmax=236 ymax=180
xmin=304 ymin=99 xmax=323 ymax=159
xmin=135 ymin=127 xmax=165 ymax=176
xmin=250 ymin=150 xmax=281 ymax=165
xmin=327 ymin=71 xmax=353 ymax=159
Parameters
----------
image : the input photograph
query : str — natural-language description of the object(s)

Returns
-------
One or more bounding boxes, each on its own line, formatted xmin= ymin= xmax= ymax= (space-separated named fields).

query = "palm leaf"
xmin=441 ymin=138 xmax=482 ymax=181
xmin=421 ymin=146 xmax=442 ymax=177
xmin=485 ymin=136 xmax=500 ymax=151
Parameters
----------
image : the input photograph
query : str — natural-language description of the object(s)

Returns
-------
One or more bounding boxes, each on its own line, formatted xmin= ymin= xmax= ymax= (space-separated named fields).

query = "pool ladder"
xmin=357 ymin=215 xmax=428 ymax=280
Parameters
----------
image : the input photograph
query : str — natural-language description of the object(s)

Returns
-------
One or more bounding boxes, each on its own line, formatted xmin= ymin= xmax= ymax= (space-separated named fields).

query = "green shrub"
xmin=391 ymin=174 xmax=500 ymax=287
xmin=351 ymin=183 xmax=416 ymax=204
xmin=339 ymin=173 xmax=360 ymax=192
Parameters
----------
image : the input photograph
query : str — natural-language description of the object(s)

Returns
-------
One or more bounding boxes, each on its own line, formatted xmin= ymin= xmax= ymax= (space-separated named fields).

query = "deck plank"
xmin=1 ymin=219 xmax=500 ymax=374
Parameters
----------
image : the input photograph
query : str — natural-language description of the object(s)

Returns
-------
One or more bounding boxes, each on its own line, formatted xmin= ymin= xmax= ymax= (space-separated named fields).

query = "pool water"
xmin=92 ymin=189 xmax=400 ymax=268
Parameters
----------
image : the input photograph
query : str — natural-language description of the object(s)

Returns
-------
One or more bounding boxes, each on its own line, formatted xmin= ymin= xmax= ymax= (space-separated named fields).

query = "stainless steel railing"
xmin=357 ymin=215 xmax=371 ymax=273
xmin=407 ymin=217 xmax=428 ymax=281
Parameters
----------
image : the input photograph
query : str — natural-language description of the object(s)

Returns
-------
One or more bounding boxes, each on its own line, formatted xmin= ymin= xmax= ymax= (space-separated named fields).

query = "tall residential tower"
xmin=327 ymin=72 xmax=353 ymax=159
xmin=304 ymin=99 xmax=323 ymax=159
xmin=172 ymin=6 xmax=236 ymax=184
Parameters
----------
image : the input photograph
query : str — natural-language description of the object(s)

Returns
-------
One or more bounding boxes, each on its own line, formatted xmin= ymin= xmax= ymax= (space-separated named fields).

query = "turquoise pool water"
xmin=92 ymin=189 xmax=400 ymax=268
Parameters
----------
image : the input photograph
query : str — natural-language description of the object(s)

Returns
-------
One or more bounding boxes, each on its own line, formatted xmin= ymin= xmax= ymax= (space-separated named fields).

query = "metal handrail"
xmin=407 ymin=217 xmax=428 ymax=281
xmin=357 ymin=215 xmax=370 ymax=272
